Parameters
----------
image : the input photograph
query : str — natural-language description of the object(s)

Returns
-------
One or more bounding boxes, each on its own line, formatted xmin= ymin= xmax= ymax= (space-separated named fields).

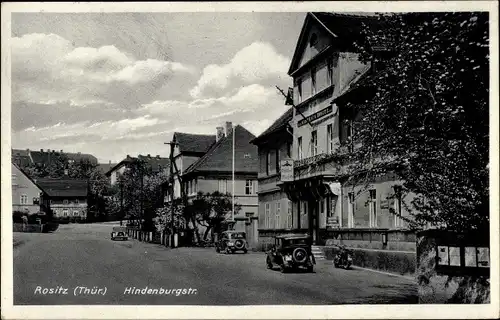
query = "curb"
xmin=351 ymin=265 xmax=415 ymax=281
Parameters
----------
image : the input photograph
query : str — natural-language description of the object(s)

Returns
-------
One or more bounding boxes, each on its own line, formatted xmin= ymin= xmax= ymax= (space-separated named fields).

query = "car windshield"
xmin=229 ymin=233 xmax=245 ymax=239
xmin=283 ymin=238 xmax=309 ymax=246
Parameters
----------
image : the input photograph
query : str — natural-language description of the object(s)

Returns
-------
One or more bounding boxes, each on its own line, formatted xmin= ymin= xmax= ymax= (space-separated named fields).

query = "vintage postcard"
xmin=1 ymin=1 xmax=499 ymax=319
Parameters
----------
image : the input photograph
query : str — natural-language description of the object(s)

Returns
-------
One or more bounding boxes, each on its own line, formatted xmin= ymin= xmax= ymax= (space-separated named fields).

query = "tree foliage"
xmin=114 ymin=158 xmax=167 ymax=231
xmin=343 ymin=12 xmax=489 ymax=232
xmin=187 ymin=191 xmax=242 ymax=241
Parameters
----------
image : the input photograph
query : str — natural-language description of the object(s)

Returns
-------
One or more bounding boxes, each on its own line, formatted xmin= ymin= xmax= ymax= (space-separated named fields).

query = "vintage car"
xmin=215 ymin=231 xmax=248 ymax=254
xmin=266 ymin=234 xmax=315 ymax=273
xmin=111 ymin=226 xmax=128 ymax=241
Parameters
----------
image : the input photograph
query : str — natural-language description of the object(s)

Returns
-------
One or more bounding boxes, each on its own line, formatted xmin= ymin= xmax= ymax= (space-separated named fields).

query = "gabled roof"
xmin=137 ymin=155 xmax=170 ymax=172
xmin=288 ymin=12 xmax=391 ymax=75
xmin=250 ymin=107 xmax=293 ymax=145
xmin=97 ymin=162 xmax=117 ymax=174
xmin=11 ymin=162 xmax=43 ymax=192
xmin=22 ymin=149 xmax=98 ymax=167
xmin=105 ymin=155 xmax=170 ymax=176
xmin=183 ymin=125 xmax=258 ymax=175
xmin=173 ymin=132 xmax=216 ymax=154
xmin=37 ymin=179 xmax=88 ymax=198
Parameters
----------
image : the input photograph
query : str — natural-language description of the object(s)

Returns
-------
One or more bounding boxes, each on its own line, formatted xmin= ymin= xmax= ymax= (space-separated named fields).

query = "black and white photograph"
xmin=1 ymin=1 xmax=498 ymax=319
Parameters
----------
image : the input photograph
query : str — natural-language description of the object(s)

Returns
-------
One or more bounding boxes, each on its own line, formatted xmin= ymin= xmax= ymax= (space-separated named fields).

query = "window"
xmin=63 ymin=199 xmax=69 ymax=205
xmin=12 ymin=174 xmax=18 ymax=186
xmin=245 ymin=180 xmax=254 ymax=195
xmin=311 ymin=67 xmax=317 ymax=95
xmin=393 ymin=186 xmax=403 ymax=228
xmin=327 ymin=58 xmax=334 ymax=86
xmin=73 ymin=211 xmax=79 ymax=216
xmin=265 ymin=203 xmax=271 ymax=228
xmin=348 ymin=192 xmax=355 ymax=228
xmin=275 ymin=202 xmax=281 ymax=229
xmin=327 ymin=124 xmax=334 ymax=153
xmin=50 ymin=200 xmax=54 ymax=205
xmin=266 ymin=151 xmax=272 ymax=175
xmin=311 ymin=130 xmax=318 ymax=156
xmin=369 ymin=189 xmax=377 ymax=228
xmin=33 ymin=197 xmax=40 ymax=205
xmin=276 ymin=149 xmax=281 ymax=173
xmin=286 ymin=201 xmax=293 ymax=229
xmin=287 ymin=142 xmax=292 ymax=158
xmin=438 ymin=246 xmax=490 ymax=268
xmin=297 ymin=137 xmax=303 ymax=160
xmin=20 ymin=194 xmax=28 ymax=204
xmin=62 ymin=209 xmax=69 ymax=217
xmin=297 ymin=79 xmax=303 ymax=103
xmin=218 ymin=179 xmax=227 ymax=194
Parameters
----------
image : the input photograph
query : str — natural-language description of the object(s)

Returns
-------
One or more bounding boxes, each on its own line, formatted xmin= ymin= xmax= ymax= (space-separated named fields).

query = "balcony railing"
xmin=293 ymin=153 xmax=330 ymax=169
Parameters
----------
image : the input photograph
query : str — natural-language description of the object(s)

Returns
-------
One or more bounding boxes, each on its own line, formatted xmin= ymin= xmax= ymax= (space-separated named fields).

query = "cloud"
xmin=11 ymin=33 xmax=195 ymax=106
xmin=190 ymin=42 xmax=290 ymax=98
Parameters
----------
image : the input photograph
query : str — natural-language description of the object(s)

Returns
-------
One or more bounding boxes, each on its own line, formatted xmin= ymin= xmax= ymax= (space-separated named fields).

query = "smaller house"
xmin=11 ymin=162 xmax=43 ymax=214
xmin=105 ymin=155 xmax=170 ymax=186
xmin=37 ymin=179 xmax=89 ymax=219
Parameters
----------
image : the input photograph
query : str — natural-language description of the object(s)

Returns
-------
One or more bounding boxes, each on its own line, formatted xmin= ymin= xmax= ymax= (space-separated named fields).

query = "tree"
xmin=340 ymin=12 xmax=489 ymax=232
xmin=187 ymin=191 xmax=242 ymax=242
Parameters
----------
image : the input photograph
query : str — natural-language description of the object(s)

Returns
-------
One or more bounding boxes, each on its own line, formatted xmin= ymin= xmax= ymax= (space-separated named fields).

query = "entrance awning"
xmin=282 ymin=177 xmax=341 ymax=202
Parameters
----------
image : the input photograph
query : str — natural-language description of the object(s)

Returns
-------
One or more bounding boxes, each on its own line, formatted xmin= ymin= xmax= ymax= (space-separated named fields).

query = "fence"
xmin=126 ymin=227 xmax=178 ymax=247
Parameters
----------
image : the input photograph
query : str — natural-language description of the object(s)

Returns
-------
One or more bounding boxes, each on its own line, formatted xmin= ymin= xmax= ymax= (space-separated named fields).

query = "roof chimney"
xmin=216 ymin=127 xmax=224 ymax=142
xmin=147 ymin=154 xmax=151 ymax=158
xmin=40 ymin=149 xmax=43 ymax=152
xmin=225 ymin=121 xmax=233 ymax=136
xmin=156 ymin=155 xmax=160 ymax=159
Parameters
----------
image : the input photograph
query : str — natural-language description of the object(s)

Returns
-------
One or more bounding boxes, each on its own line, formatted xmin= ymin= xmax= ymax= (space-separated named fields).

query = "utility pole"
xmin=120 ymin=177 xmax=124 ymax=226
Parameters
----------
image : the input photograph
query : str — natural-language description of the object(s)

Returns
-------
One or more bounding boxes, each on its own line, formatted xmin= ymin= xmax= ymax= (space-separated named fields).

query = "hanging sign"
xmin=280 ymin=159 xmax=294 ymax=182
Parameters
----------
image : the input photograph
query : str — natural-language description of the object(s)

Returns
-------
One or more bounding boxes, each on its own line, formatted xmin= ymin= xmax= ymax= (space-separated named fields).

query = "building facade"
xmin=250 ymin=108 xmax=295 ymax=249
xmin=11 ymin=163 xmax=43 ymax=214
xmin=182 ymin=123 xmax=259 ymax=246
xmin=37 ymin=179 xmax=89 ymax=219
xmin=255 ymin=13 xmax=416 ymax=250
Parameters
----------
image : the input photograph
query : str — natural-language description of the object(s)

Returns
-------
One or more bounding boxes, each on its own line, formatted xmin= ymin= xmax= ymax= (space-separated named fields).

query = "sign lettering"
xmin=298 ymin=105 xmax=333 ymax=127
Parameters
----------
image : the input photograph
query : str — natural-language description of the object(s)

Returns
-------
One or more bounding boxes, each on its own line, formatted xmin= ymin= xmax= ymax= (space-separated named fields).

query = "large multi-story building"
xmin=182 ymin=123 xmax=259 ymax=246
xmin=254 ymin=12 xmax=417 ymax=252
xmin=250 ymin=108 xmax=294 ymax=246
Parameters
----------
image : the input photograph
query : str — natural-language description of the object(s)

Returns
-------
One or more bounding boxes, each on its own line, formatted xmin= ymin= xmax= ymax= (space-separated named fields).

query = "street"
xmin=13 ymin=224 xmax=417 ymax=305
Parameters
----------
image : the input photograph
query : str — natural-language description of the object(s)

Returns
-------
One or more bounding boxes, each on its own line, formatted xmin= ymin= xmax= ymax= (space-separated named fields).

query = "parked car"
xmin=111 ymin=226 xmax=128 ymax=241
xmin=215 ymin=231 xmax=248 ymax=254
xmin=266 ymin=234 xmax=315 ymax=273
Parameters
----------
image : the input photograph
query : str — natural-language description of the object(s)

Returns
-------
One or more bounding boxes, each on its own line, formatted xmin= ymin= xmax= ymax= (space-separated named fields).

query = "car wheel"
xmin=243 ymin=249 xmax=248 ymax=254
xmin=266 ymin=257 xmax=273 ymax=269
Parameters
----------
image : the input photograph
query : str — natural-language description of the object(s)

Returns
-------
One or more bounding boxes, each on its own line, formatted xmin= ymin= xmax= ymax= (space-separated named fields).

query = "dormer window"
xmin=309 ymin=33 xmax=318 ymax=47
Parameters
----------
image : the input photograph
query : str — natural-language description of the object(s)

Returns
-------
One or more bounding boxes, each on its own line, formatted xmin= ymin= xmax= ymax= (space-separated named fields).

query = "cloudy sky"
xmin=11 ymin=12 xmax=305 ymax=162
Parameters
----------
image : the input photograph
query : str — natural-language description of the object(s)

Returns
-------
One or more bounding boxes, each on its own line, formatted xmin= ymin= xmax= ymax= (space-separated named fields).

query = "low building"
xmin=11 ymin=162 xmax=43 ymax=214
xmin=12 ymin=148 xmax=98 ymax=169
xmin=37 ymin=179 xmax=89 ymax=219
xmin=182 ymin=123 xmax=259 ymax=246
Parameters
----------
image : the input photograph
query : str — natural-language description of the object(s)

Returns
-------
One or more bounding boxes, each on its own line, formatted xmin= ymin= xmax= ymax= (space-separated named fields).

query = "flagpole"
xmin=232 ymin=125 xmax=235 ymax=225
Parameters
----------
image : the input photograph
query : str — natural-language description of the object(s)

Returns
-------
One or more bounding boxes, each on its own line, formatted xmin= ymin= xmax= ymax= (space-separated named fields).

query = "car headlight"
xmin=228 ymin=242 xmax=234 ymax=246
xmin=284 ymin=255 xmax=293 ymax=262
